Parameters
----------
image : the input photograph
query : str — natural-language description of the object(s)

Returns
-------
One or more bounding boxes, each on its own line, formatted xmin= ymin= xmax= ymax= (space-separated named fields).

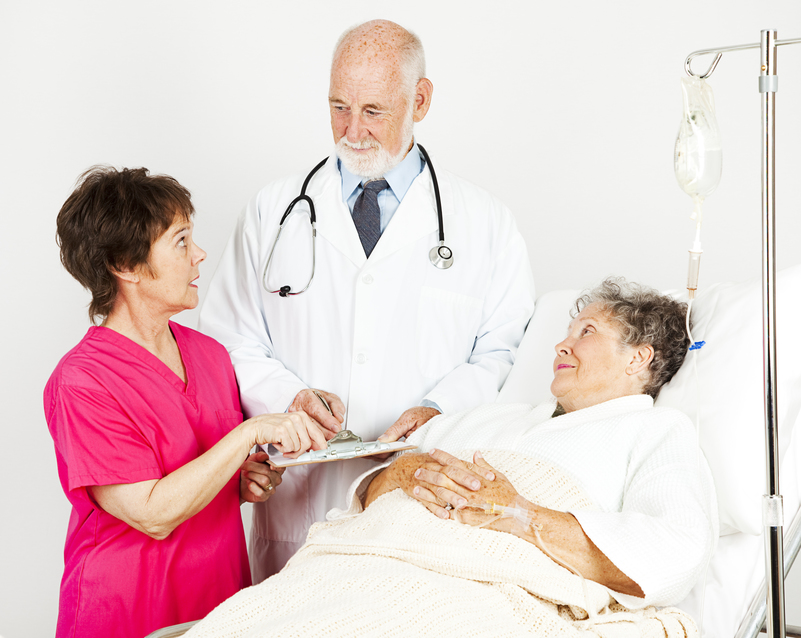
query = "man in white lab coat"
xmin=199 ymin=19 xmax=535 ymax=582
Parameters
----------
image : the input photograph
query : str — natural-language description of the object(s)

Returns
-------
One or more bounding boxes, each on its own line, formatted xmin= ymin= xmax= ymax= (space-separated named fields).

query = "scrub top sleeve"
xmin=51 ymin=385 xmax=162 ymax=491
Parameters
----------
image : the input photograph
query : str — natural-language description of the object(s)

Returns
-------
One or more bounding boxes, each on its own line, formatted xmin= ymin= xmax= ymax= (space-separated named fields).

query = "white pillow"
xmin=498 ymin=264 xmax=801 ymax=536
xmin=498 ymin=289 xmax=579 ymax=406
xmin=658 ymin=264 xmax=801 ymax=535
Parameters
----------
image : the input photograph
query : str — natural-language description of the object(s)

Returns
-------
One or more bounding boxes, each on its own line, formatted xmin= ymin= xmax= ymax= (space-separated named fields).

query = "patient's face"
xmin=550 ymin=303 xmax=641 ymax=413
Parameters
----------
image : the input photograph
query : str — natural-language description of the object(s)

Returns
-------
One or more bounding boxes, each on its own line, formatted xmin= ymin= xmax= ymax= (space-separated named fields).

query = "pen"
xmin=312 ymin=390 xmax=333 ymax=416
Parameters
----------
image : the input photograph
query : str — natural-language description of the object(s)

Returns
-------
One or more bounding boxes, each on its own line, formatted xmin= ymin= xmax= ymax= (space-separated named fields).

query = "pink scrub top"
xmin=44 ymin=322 xmax=251 ymax=638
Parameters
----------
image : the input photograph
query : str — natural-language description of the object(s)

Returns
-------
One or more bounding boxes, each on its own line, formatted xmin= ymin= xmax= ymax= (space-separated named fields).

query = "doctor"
xmin=199 ymin=19 xmax=535 ymax=581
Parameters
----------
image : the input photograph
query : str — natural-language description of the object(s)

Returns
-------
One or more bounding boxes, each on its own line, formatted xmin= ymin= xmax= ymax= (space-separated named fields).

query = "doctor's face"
xmin=329 ymin=54 xmax=416 ymax=178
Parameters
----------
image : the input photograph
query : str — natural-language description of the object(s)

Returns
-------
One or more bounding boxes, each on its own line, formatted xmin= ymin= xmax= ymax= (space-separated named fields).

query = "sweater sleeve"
xmin=571 ymin=410 xmax=719 ymax=608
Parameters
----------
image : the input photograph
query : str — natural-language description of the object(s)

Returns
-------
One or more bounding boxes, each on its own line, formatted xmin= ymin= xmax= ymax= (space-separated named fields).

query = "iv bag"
xmin=674 ymin=77 xmax=722 ymax=203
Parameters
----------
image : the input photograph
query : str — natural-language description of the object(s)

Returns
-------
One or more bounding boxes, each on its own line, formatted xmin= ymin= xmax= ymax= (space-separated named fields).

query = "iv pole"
xmin=684 ymin=30 xmax=801 ymax=638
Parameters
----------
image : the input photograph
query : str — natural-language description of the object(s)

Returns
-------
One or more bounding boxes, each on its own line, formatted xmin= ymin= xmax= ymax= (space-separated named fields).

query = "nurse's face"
xmin=550 ymin=304 xmax=643 ymax=413
xmin=329 ymin=50 xmax=431 ymax=178
xmin=137 ymin=217 xmax=207 ymax=316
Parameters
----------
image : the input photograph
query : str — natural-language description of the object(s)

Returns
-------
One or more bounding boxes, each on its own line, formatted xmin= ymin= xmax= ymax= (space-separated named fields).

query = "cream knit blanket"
xmin=187 ymin=451 xmax=697 ymax=637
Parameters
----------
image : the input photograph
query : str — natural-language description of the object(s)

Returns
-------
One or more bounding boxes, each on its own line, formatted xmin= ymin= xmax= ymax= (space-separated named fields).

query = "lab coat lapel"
xmin=312 ymin=156 xmax=367 ymax=269
xmin=369 ymin=163 xmax=448 ymax=263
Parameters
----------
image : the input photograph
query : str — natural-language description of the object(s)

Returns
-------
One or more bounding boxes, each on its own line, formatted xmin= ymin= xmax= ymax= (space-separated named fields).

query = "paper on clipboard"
xmin=260 ymin=429 xmax=417 ymax=467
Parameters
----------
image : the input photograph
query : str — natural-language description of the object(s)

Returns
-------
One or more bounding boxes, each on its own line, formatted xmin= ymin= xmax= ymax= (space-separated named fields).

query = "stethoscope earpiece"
xmin=429 ymin=243 xmax=454 ymax=269
xmin=279 ymin=286 xmax=292 ymax=297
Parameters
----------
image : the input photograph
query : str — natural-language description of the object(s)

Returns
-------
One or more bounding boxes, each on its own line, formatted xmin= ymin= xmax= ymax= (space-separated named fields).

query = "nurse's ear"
xmin=110 ymin=265 xmax=140 ymax=285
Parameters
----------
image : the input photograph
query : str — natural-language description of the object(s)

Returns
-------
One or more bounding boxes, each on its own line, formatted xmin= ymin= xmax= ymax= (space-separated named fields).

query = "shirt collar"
xmin=339 ymin=141 xmax=424 ymax=201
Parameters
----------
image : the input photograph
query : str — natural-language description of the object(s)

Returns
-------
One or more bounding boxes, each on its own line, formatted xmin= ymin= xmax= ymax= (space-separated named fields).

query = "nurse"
xmin=44 ymin=166 xmax=327 ymax=638
xmin=199 ymin=19 xmax=536 ymax=580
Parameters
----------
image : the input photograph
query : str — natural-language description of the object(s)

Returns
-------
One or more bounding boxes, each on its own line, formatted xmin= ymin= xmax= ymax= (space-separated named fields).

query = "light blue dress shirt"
xmin=338 ymin=142 xmax=441 ymax=416
xmin=339 ymin=142 xmax=424 ymax=231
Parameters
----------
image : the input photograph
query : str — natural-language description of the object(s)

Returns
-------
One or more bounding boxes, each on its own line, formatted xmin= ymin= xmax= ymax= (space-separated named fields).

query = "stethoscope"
xmin=262 ymin=144 xmax=453 ymax=297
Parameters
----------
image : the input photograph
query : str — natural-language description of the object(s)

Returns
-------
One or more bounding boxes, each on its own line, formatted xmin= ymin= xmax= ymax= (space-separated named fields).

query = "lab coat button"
xmin=356 ymin=353 xmax=367 ymax=364
xmin=362 ymin=274 xmax=373 ymax=284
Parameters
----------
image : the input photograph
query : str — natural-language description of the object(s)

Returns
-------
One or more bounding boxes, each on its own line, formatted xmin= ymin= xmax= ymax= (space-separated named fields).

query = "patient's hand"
xmin=364 ymin=449 xmax=497 ymax=519
xmin=412 ymin=450 xmax=526 ymax=522
xmin=363 ymin=453 xmax=431 ymax=508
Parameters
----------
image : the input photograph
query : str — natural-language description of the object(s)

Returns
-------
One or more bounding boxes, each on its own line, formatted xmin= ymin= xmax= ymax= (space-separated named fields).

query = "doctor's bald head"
xmin=329 ymin=20 xmax=433 ymax=179
xmin=333 ymin=20 xmax=426 ymax=97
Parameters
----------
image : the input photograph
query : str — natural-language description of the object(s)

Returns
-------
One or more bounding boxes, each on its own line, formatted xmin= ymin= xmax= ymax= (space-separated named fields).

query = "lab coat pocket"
xmin=416 ymin=286 xmax=483 ymax=378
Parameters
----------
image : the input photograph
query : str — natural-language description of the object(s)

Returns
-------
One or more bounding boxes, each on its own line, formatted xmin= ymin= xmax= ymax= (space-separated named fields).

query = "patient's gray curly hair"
xmin=573 ymin=278 xmax=690 ymax=399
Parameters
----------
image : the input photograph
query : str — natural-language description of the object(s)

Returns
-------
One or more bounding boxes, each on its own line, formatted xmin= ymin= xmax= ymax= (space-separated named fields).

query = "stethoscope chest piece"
xmin=429 ymin=242 xmax=454 ymax=269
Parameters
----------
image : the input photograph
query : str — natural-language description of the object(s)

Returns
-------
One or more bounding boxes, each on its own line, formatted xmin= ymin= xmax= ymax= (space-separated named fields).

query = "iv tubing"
xmin=459 ymin=502 xmax=598 ymax=623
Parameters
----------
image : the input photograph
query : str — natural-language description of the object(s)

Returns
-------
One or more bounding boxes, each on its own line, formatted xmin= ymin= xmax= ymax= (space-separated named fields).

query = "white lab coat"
xmin=198 ymin=150 xmax=535 ymax=580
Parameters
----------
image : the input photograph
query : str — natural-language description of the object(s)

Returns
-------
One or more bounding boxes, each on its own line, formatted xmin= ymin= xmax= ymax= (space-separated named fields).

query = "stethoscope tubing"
xmin=262 ymin=145 xmax=452 ymax=295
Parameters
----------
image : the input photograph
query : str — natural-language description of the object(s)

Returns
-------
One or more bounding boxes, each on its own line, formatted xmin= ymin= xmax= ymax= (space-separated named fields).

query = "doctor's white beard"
xmin=336 ymin=111 xmax=414 ymax=180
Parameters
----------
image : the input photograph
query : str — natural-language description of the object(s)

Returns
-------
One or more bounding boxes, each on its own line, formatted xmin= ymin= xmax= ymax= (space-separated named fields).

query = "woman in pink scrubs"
xmin=44 ymin=166 xmax=329 ymax=638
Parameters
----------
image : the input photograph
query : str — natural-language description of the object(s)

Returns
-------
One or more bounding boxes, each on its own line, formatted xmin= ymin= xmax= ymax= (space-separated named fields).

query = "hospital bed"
xmin=146 ymin=263 xmax=801 ymax=638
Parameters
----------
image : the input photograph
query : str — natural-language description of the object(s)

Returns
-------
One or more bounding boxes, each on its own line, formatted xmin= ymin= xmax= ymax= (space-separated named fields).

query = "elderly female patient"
xmin=45 ymin=167 xmax=327 ymax=638
xmin=187 ymin=279 xmax=717 ymax=638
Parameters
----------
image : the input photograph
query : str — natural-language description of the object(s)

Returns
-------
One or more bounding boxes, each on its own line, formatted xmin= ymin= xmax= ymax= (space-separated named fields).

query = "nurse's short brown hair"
xmin=56 ymin=166 xmax=194 ymax=324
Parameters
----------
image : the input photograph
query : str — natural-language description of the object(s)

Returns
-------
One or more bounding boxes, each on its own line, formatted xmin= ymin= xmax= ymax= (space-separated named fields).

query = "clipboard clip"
xmin=311 ymin=390 xmax=366 ymax=458
xmin=325 ymin=429 xmax=366 ymax=459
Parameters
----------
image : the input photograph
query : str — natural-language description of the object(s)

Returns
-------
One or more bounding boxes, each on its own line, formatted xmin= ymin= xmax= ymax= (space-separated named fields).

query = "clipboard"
xmin=261 ymin=429 xmax=416 ymax=467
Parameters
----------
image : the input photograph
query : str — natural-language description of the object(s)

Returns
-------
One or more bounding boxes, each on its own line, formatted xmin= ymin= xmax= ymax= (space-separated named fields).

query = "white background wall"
xmin=1 ymin=1 xmax=800 ymax=636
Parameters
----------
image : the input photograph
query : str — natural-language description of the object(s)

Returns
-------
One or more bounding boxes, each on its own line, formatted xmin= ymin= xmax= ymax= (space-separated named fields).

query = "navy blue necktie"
xmin=352 ymin=179 xmax=388 ymax=258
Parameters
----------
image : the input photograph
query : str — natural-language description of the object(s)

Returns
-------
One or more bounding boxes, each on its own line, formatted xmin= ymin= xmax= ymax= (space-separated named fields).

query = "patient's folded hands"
xmin=364 ymin=450 xmax=489 ymax=513
xmin=363 ymin=453 xmax=436 ymax=509
xmin=364 ymin=448 xmax=521 ymax=524
xmin=419 ymin=450 xmax=533 ymax=534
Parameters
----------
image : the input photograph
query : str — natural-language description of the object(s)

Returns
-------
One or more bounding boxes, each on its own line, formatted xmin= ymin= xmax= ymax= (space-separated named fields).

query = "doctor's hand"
xmin=288 ymin=389 xmax=344 ymax=439
xmin=239 ymin=451 xmax=285 ymax=503
xmin=370 ymin=406 xmax=440 ymax=461
xmin=244 ymin=412 xmax=328 ymax=458
xmin=378 ymin=406 xmax=440 ymax=445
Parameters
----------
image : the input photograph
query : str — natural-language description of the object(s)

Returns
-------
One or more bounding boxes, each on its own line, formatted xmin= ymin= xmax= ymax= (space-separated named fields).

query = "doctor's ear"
xmin=412 ymin=78 xmax=433 ymax=123
xmin=626 ymin=344 xmax=654 ymax=377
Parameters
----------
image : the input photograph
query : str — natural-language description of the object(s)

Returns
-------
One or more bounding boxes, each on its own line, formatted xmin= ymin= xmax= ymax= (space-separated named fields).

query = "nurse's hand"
xmin=239 ymin=451 xmax=285 ymax=503
xmin=288 ymin=388 xmax=344 ymax=439
xmin=245 ymin=412 xmax=328 ymax=458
